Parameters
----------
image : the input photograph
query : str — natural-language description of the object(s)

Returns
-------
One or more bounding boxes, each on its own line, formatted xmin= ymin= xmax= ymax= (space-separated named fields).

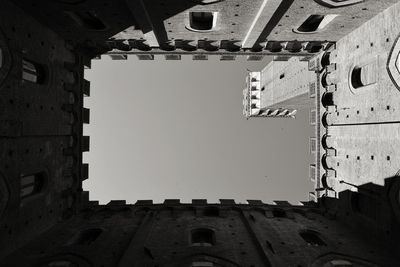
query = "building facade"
xmin=0 ymin=0 xmax=400 ymax=266
xmin=243 ymin=57 xmax=315 ymax=119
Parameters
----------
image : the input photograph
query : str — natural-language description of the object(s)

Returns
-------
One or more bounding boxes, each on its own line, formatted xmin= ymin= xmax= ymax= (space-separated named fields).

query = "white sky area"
xmin=83 ymin=55 xmax=314 ymax=204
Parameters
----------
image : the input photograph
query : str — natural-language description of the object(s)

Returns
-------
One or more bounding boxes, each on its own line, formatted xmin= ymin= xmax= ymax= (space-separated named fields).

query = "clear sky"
xmin=83 ymin=55 xmax=314 ymax=204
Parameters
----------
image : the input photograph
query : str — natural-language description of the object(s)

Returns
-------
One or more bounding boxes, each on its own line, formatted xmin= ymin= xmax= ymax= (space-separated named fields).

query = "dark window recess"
xmin=45 ymin=261 xmax=78 ymax=267
xmin=191 ymin=228 xmax=215 ymax=246
xmin=203 ymin=206 xmax=219 ymax=217
xmin=321 ymin=92 xmax=334 ymax=107
xmin=20 ymin=173 xmax=46 ymax=198
xmin=22 ymin=59 xmax=46 ymax=84
xmin=189 ymin=12 xmax=215 ymax=31
xmin=299 ymin=230 xmax=326 ymax=246
xmin=297 ymin=15 xmax=325 ymax=32
xmin=272 ymin=208 xmax=287 ymax=218
xmin=0 ymin=47 xmax=3 ymax=68
xmin=351 ymin=66 xmax=363 ymax=88
xmin=71 ymin=228 xmax=102 ymax=245
xmin=266 ymin=240 xmax=275 ymax=254
xmin=191 ymin=262 xmax=214 ymax=267
xmin=66 ymin=11 xmax=106 ymax=30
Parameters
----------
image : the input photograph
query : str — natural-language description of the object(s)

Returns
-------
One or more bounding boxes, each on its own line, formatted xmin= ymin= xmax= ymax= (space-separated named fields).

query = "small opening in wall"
xmin=296 ymin=14 xmax=337 ymax=33
xmin=351 ymin=66 xmax=363 ymax=88
xmin=321 ymin=92 xmax=334 ymax=107
xmin=191 ymin=228 xmax=215 ymax=246
xmin=272 ymin=208 xmax=287 ymax=218
xmin=20 ymin=172 xmax=46 ymax=199
xmin=279 ymin=73 xmax=285 ymax=79
xmin=66 ymin=11 xmax=107 ymax=31
xmin=299 ymin=230 xmax=326 ymax=246
xmin=70 ymin=228 xmax=103 ymax=245
xmin=46 ymin=261 xmax=77 ymax=267
xmin=188 ymin=12 xmax=217 ymax=31
xmin=22 ymin=59 xmax=46 ymax=84
xmin=203 ymin=206 xmax=220 ymax=217
xmin=191 ymin=262 xmax=214 ymax=267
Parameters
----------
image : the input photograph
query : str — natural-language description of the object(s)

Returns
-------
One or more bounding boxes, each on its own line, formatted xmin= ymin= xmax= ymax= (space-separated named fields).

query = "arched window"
xmin=191 ymin=228 xmax=215 ymax=246
xmin=20 ymin=172 xmax=46 ymax=199
xmin=187 ymin=12 xmax=218 ymax=32
xmin=22 ymin=59 xmax=46 ymax=84
xmin=299 ymin=230 xmax=326 ymax=246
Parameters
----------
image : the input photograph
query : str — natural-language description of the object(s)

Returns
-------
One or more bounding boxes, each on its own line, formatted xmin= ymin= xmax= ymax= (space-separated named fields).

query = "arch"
xmin=387 ymin=33 xmax=400 ymax=91
xmin=321 ymin=174 xmax=331 ymax=189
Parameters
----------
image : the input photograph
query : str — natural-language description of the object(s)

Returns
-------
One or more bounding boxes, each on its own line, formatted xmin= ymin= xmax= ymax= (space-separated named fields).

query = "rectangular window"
xmin=22 ymin=59 xmax=46 ymax=84
xmin=20 ymin=173 xmax=45 ymax=199
xmin=310 ymin=109 xmax=317 ymax=125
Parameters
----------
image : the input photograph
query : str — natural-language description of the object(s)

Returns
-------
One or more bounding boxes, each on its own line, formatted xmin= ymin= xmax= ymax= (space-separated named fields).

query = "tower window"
xmin=203 ymin=206 xmax=220 ymax=217
xmin=69 ymin=228 xmax=103 ymax=245
xmin=22 ymin=59 xmax=46 ymax=84
xmin=272 ymin=208 xmax=287 ymax=218
xmin=191 ymin=228 xmax=215 ymax=246
xmin=0 ymin=48 xmax=3 ymax=68
xmin=20 ymin=172 xmax=46 ymax=199
xmin=46 ymin=261 xmax=78 ymax=267
xmin=350 ymin=63 xmax=377 ymax=89
xmin=191 ymin=262 xmax=214 ymax=267
xmin=187 ymin=12 xmax=217 ymax=32
xmin=299 ymin=230 xmax=326 ymax=246
xmin=295 ymin=14 xmax=337 ymax=33
xmin=65 ymin=11 xmax=107 ymax=31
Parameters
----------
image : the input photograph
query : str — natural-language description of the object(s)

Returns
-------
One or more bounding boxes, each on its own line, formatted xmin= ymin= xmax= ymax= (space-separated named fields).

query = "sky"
xmin=83 ymin=55 xmax=314 ymax=204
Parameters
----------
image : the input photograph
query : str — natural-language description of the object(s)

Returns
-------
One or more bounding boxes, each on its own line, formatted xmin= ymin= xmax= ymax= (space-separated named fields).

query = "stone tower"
xmin=0 ymin=0 xmax=400 ymax=266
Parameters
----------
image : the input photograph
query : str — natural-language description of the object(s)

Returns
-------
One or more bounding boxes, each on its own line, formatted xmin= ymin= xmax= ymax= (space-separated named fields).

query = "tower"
xmin=0 ymin=0 xmax=400 ymax=266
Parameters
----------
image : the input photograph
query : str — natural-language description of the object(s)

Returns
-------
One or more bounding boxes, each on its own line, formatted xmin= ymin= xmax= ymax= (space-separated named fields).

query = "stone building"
xmin=242 ymin=57 xmax=315 ymax=118
xmin=0 ymin=0 xmax=400 ymax=266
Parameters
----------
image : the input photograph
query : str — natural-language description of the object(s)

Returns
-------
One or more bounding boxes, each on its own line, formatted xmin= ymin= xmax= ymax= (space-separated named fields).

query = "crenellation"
xmin=0 ymin=0 xmax=399 ymax=265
